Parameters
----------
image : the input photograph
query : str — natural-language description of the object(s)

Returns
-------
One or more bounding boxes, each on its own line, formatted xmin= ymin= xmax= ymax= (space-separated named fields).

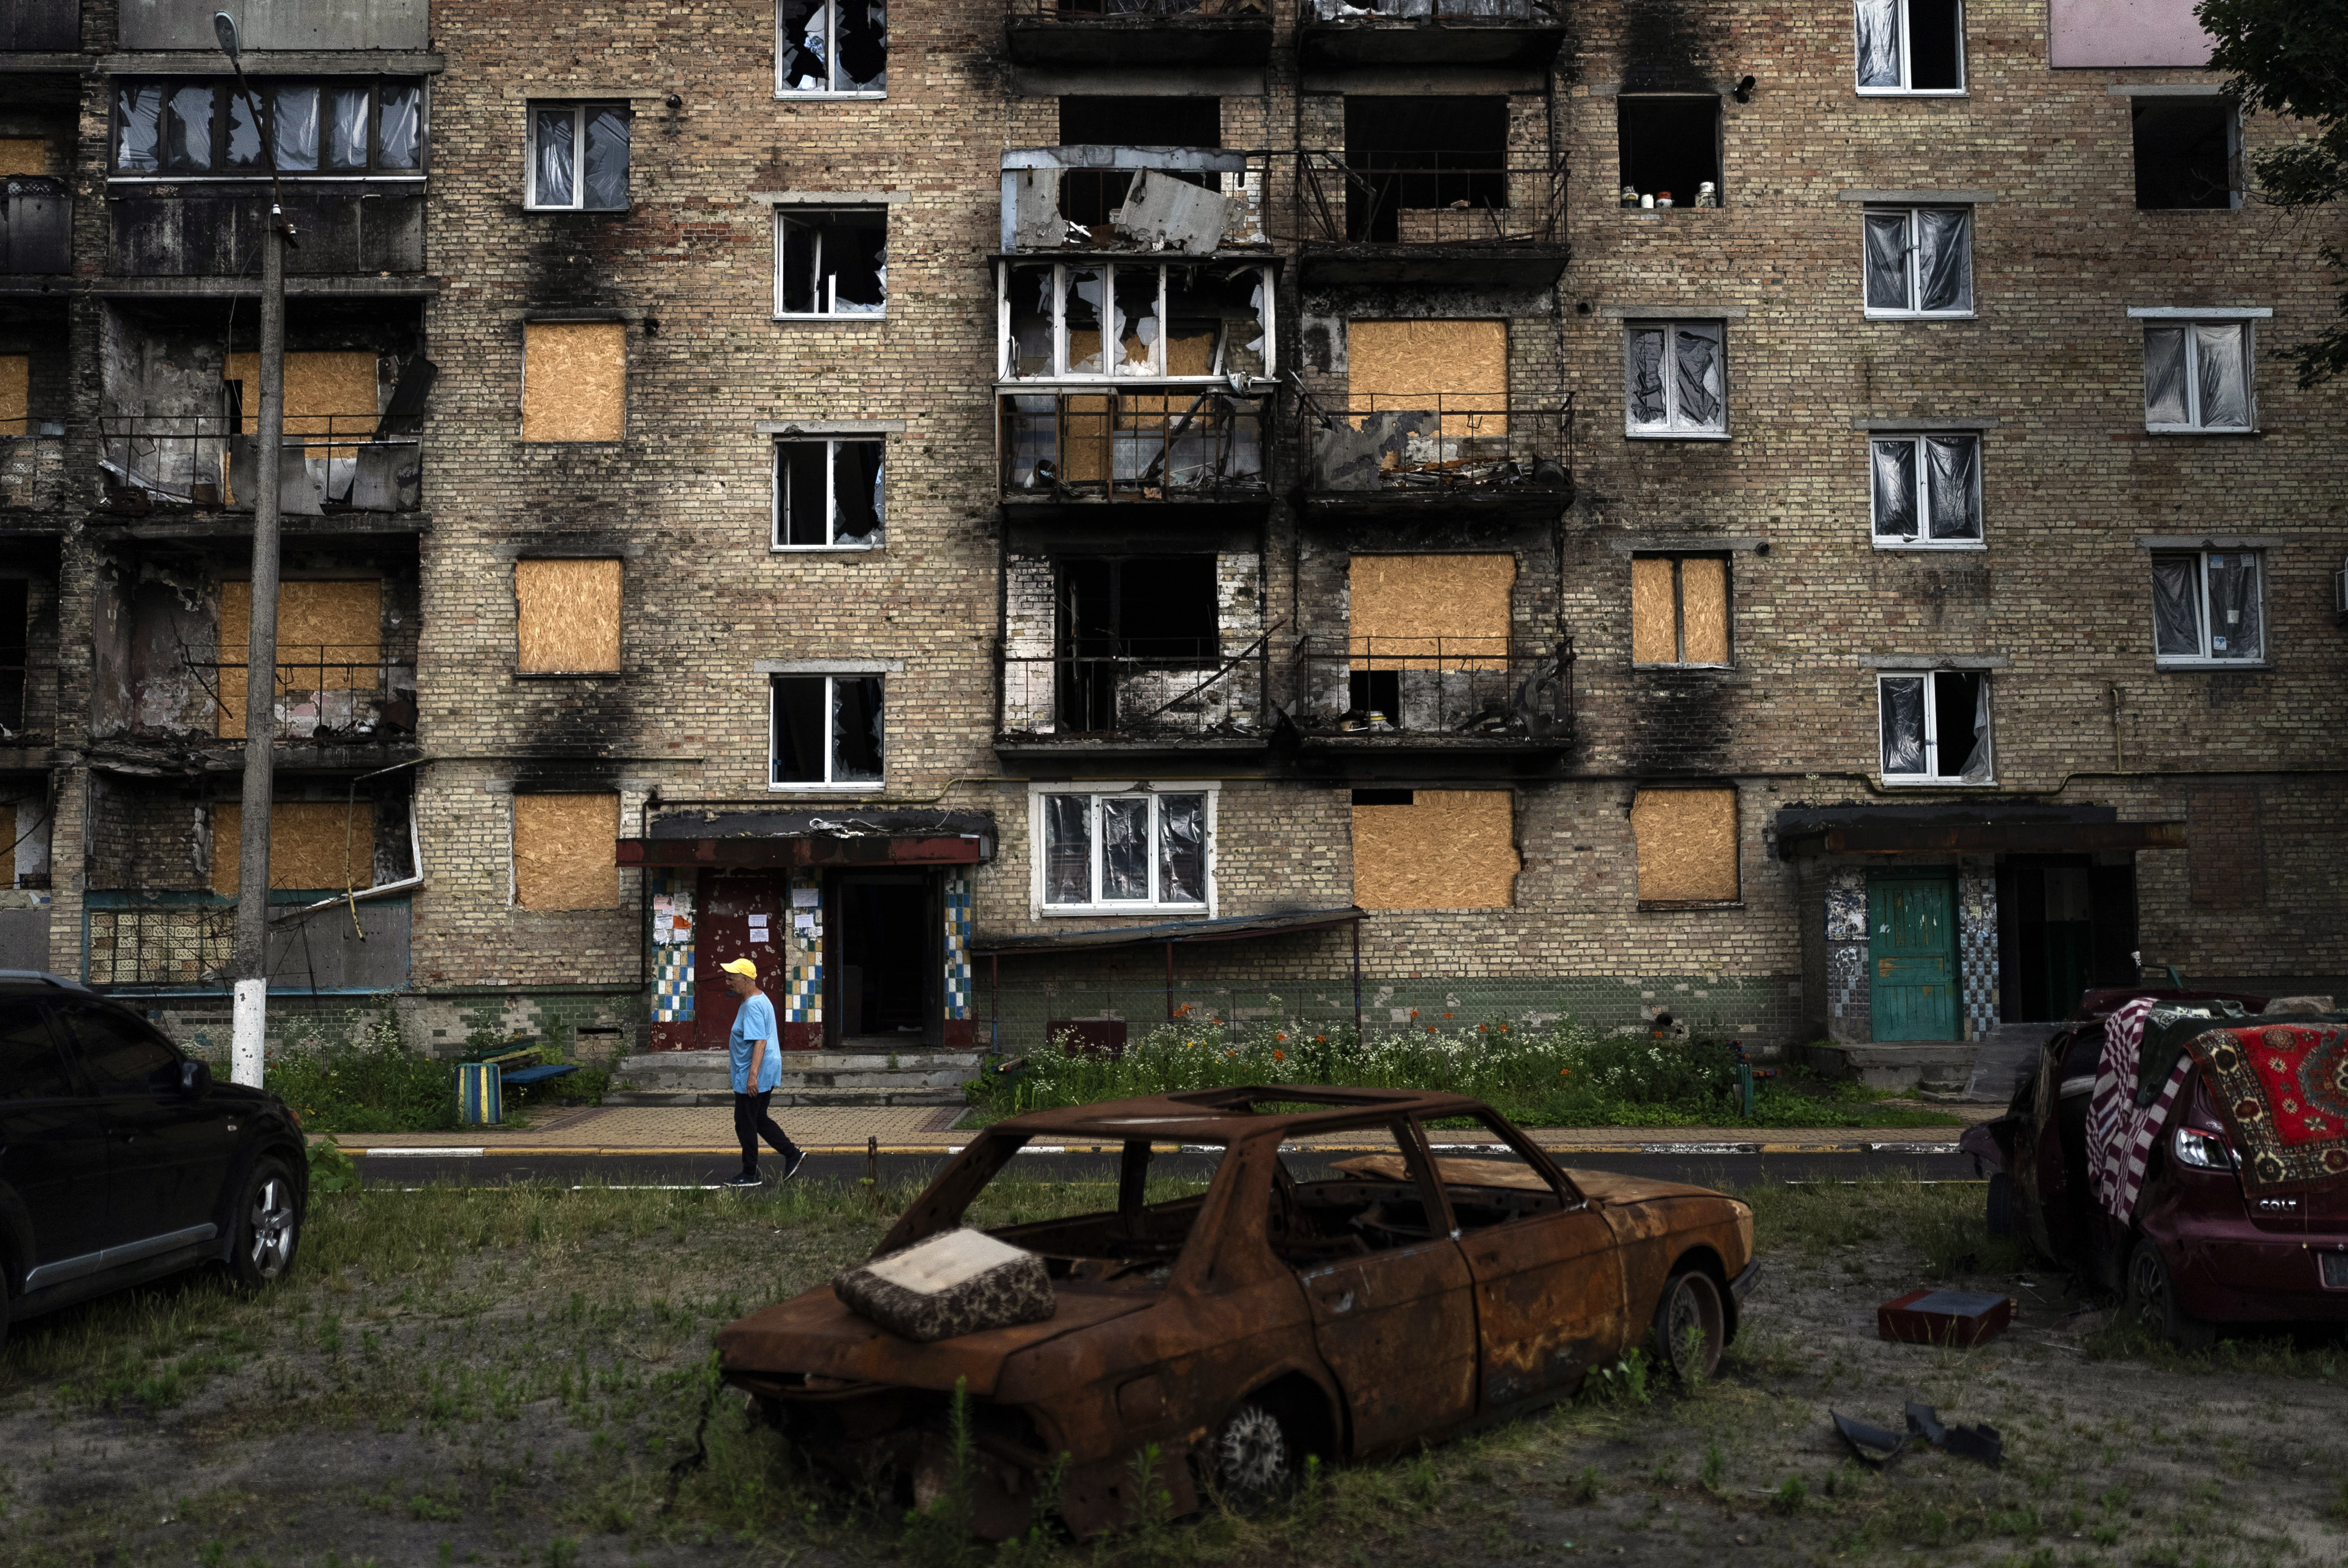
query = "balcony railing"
xmin=1290 ymin=635 xmax=1571 ymax=741
xmin=1002 ymin=389 xmax=1269 ymax=502
xmin=99 ymin=415 xmax=423 ymax=514
xmin=1000 ymin=637 xmax=1269 ymax=741
xmin=195 ymin=654 xmax=418 ymax=743
xmin=1306 ymin=0 xmax=1559 ymax=18
xmin=0 ymin=176 xmax=69 ymax=275
xmin=1004 ymin=147 xmax=1269 ymax=252
xmin=1296 ymin=393 xmax=1571 ymax=496
xmin=0 ymin=425 xmax=66 ymax=510
xmin=1294 ymin=149 xmax=1562 ymax=247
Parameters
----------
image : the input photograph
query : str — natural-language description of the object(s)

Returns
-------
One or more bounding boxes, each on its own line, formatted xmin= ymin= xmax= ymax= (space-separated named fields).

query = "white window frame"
xmin=1876 ymin=669 xmax=1995 ymax=785
xmin=2138 ymin=315 xmax=2258 ymax=434
xmin=1623 ymin=319 xmax=1728 ymax=439
xmin=1028 ymin=781 xmax=1219 ymax=918
xmin=998 ymin=261 xmax=1277 ymax=384
xmin=775 ymin=0 xmax=888 ymax=99
xmin=1854 ymin=0 xmax=1967 ymax=96
xmin=1868 ymin=432 xmax=1985 ymax=550
xmin=1861 ymin=206 xmax=1974 ymax=318
xmin=768 ymin=672 xmax=886 ymax=792
xmin=771 ymin=437 xmax=885 ymax=551
xmin=2151 ymin=549 xmax=2268 ymax=668
xmin=523 ymin=101 xmax=629 ymax=212
xmin=774 ymin=206 xmax=889 ymax=320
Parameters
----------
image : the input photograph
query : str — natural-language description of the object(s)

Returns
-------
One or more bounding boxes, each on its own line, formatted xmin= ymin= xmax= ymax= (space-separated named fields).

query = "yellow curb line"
xmin=338 ymin=1139 xmax=1965 ymax=1158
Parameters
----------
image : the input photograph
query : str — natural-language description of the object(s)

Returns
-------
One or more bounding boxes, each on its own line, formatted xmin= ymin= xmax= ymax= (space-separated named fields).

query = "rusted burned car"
xmin=717 ymin=1086 xmax=1757 ymax=1536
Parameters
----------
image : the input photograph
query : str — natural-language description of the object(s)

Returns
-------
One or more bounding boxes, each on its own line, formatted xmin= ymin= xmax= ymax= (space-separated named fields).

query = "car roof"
xmin=984 ymin=1084 xmax=1495 ymax=1142
xmin=0 ymin=970 xmax=94 ymax=995
xmin=2068 ymin=986 xmax=2269 ymax=1023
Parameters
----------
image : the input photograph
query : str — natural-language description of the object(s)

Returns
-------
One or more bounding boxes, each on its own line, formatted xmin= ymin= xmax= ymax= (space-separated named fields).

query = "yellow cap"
xmin=719 ymin=958 xmax=759 ymax=977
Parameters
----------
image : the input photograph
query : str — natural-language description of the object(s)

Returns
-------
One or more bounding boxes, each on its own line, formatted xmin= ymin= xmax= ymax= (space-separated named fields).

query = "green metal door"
xmin=1868 ymin=874 xmax=1959 ymax=1041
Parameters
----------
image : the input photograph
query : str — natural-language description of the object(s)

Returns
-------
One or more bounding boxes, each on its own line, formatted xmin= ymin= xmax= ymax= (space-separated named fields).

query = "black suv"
xmin=1 ymin=972 xmax=308 ymax=1352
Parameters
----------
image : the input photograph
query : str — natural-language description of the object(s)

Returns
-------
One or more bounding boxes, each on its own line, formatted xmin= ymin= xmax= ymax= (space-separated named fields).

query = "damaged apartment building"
xmin=8 ymin=0 xmax=2342 ymax=1070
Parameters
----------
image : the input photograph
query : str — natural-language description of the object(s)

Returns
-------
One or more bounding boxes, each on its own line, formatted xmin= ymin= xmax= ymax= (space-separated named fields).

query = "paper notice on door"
xmin=793 ymin=914 xmax=817 ymax=940
xmin=790 ymin=887 xmax=819 ymax=908
xmin=748 ymin=915 xmax=770 ymax=942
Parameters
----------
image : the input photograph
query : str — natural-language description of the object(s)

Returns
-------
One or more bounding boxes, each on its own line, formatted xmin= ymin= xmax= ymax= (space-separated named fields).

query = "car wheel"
xmin=1650 ymin=1265 xmax=1727 ymax=1383
xmin=227 ymin=1157 xmax=302 ymax=1293
xmin=1208 ymin=1399 xmax=1296 ymax=1510
xmin=1985 ymin=1172 xmax=2014 ymax=1239
xmin=2127 ymin=1237 xmax=2215 ymax=1352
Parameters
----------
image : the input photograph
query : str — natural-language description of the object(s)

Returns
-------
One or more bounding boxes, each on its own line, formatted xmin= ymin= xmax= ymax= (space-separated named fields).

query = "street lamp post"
xmin=218 ymin=11 xmax=297 ymax=1089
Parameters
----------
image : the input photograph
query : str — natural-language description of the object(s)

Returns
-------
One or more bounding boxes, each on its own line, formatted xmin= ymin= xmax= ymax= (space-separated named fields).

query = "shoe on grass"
xmin=720 ymin=1172 xmax=763 ymax=1189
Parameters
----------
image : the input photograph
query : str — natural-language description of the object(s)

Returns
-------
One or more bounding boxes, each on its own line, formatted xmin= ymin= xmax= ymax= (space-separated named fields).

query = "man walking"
xmin=718 ymin=957 xmax=804 ymax=1188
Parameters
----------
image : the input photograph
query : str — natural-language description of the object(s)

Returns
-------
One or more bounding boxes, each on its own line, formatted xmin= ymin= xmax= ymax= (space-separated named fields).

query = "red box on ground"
xmin=1877 ymin=1288 xmax=2017 ymax=1348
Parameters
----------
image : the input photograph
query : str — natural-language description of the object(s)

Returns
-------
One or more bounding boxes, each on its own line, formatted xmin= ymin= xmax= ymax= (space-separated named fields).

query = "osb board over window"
xmin=1681 ymin=558 xmax=1729 ymax=664
xmin=0 ymin=138 xmax=63 ymax=178
xmin=1629 ymin=557 xmax=1677 ymax=664
xmin=226 ymin=351 xmax=379 ymax=457
xmin=217 ymin=579 xmax=383 ymax=737
xmin=1349 ymin=554 xmax=1514 ymax=670
xmin=1346 ymin=319 xmax=1507 ymax=437
xmin=1631 ymin=787 xmax=1740 ymax=905
xmin=0 ymin=354 xmax=24 ymax=437
xmin=1352 ymin=791 xmax=1518 ymax=910
xmin=522 ymin=322 xmax=626 ymax=442
xmin=516 ymin=559 xmax=622 ymax=674
xmin=514 ymin=793 xmax=620 ymax=910
xmin=211 ymin=801 xmax=376 ymax=895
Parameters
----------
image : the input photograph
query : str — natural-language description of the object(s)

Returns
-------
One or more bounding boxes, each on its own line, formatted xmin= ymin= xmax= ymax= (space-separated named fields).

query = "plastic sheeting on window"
xmin=227 ymin=91 xmax=262 ymax=167
xmin=1925 ymin=435 xmax=1980 ymax=540
xmin=2151 ymin=554 xmax=2202 ymax=657
xmin=166 ymin=84 xmax=214 ymax=171
xmin=274 ymin=85 xmax=321 ymax=173
xmin=1158 ymin=794 xmax=1206 ymax=904
xmin=2205 ymin=551 xmax=2261 ymax=660
xmin=583 ymin=109 xmax=630 ymax=210
xmin=1871 ymin=440 xmax=1918 ymax=538
xmin=1625 ymin=327 xmax=1667 ymax=426
xmin=1881 ymin=675 xmax=1925 ymax=775
xmin=1954 ymin=673 xmax=1992 ymax=781
xmin=1856 ymin=0 xmax=1902 ymax=86
xmin=830 ymin=676 xmax=884 ymax=783
xmin=325 ymin=85 xmax=370 ymax=171
xmin=1100 ymin=797 xmax=1150 ymax=900
xmin=116 ymin=85 xmax=162 ymax=171
xmin=1043 ymin=795 xmax=1091 ymax=905
xmin=2195 ymin=323 xmax=2249 ymax=428
xmin=533 ymin=109 xmax=574 ymax=205
xmin=1864 ymin=212 xmax=1909 ymax=310
xmin=1916 ymin=209 xmax=1971 ymax=313
xmin=1674 ymin=326 xmax=1724 ymax=429
xmin=378 ymin=83 xmax=422 ymax=169
xmin=2143 ymin=327 xmax=2188 ymax=425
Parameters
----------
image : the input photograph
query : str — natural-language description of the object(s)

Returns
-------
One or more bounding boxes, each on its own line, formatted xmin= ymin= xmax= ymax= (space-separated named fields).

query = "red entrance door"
xmin=692 ymin=871 xmax=790 ymax=1054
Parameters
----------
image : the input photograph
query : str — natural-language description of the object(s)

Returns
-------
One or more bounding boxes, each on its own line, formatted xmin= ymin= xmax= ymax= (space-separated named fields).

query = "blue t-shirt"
xmin=728 ymin=991 xmax=781 ymax=1094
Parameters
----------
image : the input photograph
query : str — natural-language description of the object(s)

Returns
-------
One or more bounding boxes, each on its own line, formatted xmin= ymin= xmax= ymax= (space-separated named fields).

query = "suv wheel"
xmin=228 ymin=1157 xmax=301 ymax=1292
xmin=2127 ymin=1236 xmax=2215 ymax=1352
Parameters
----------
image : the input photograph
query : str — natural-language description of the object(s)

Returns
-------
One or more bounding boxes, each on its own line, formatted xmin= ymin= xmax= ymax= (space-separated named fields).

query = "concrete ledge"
xmin=1801 ymin=1040 xmax=1977 ymax=1093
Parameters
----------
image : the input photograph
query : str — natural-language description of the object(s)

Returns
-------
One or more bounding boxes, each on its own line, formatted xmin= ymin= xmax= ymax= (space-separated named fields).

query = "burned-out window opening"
xmin=778 ymin=0 xmax=888 ymax=96
xmin=0 ymin=578 xmax=25 ymax=734
xmin=1616 ymin=97 xmax=1722 ymax=210
xmin=1035 ymin=785 xmax=1213 ymax=912
xmin=775 ymin=439 xmax=885 ymax=549
xmin=112 ymin=78 xmax=428 ymax=176
xmin=1001 ymin=261 xmax=1273 ymax=380
xmin=772 ymin=674 xmax=885 ymax=788
xmin=1629 ymin=555 xmax=1731 ymax=667
xmin=1878 ymin=669 xmax=1992 ymax=783
xmin=1862 ymin=207 xmax=1972 ymax=316
xmin=1855 ymin=0 xmax=1965 ymax=93
xmin=1342 ymin=95 xmax=1510 ymax=243
xmin=2133 ymin=97 xmax=2239 ymax=210
xmin=1869 ymin=434 xmax=1982 ymax=546
xmin=1055 ymin=97 xmax=1220 ymax=229
xmin=2143 ymin=319 xmax=2254 ymax=432
xmin=1623 ymin=321 xmax=1726 ymax=437
xmin=776 ymin=208 xmax=887 ymax=317
xmin=527 ymin=103 xmax=630 ymax=211
xmin=2153 ymin=550 xmax=2264 ymax=666
xmin=1056 ymin=556 xmax=1219 ymax=731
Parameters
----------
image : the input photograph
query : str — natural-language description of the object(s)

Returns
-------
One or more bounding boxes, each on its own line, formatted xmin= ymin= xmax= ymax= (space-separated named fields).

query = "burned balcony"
xmin=1006 ymin=0 xmax=1273 ymax=69
xmin=1004 ymin=147 xmax=1269 ymax=254
xmin=0 ymin=177 xmax=69 ymax=275
xmin=1294 ymin=147 xmax=1566 ymax=286
xmin=1289 ymin=635 xmax=1572 ymax=753
xmin=1001 ymin=389 xmax=1269 ymax=504
xmin=99 ymin=416 xmax=423 ymax=515
xmin=198 ymin=650 xmax=419 ymax=745
xmin=1297 ymin=0 xmax=1567 ymax=70
xmin=1297 ymin=394 xmax=1571 ymax=509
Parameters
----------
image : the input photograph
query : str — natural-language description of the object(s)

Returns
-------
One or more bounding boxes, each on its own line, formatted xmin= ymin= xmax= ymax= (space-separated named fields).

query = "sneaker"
xmin=720 ymin=1172 xmax=763 ymax=1189
xmin=781 ymin=1148 xmax=807 ymax=1182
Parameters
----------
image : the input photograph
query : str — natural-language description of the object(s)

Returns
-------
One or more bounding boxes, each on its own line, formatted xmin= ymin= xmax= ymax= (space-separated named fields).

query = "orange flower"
xmin=1273 ymin=1049 xmax=1286 ymax=1062
xmin=1477 ymin=1024 xmax=1489 ymax=1033
xmin=1444 ymin=1012 xmax=1454 ymax=1019
xmin=1427 ymin=1025 xmax=1438 ymax=1034
xmin=1499 ymin=1024 xmax=1510 ymax=1033
xmin=1314 ymin=1035 xmax=1327 ymax=1043
xmin=1409 ymin=1010 xmax=1419 ymax=1018
xmin=1276 ymin=1033 xmax=1288 ymax=1042
xmin=1559 ymin=1067 xmax=1572 ymax=1077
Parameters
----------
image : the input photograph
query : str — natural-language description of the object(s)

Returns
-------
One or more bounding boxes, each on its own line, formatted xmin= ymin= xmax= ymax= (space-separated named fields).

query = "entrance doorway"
xmin=827 ymin=871 xmax=940 ymax=1047
xmin=1868 ymin=871 xmax=1958 ymax=1041
xmin=690 ymin=871 xmax=789 ymax=1053
xmin=2000 ymin=857 xmax=2138 ymax=1020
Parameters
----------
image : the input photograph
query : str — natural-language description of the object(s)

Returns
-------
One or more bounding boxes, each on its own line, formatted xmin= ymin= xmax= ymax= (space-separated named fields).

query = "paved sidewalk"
xmin=326 ymin=1102 xmax=1992 ymax=1157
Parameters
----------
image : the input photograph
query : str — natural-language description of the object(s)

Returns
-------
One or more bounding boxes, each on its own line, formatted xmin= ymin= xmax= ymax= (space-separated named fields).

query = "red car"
xmin=1975 ymin=987 xmax=2348 ymax=1347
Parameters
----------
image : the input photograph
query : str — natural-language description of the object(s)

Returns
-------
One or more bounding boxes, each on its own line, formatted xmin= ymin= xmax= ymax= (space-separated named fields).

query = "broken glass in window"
xmin=2151 ymin=555 xmax=2201 ymax=658
xmin=1880 ymin=675 xmax=1925 ymax=775
xmin=326 ymin=84 xmax=370 ymax=171
xmin=1044 ymin=795 xmax=1091 ymax=905
xmin=1003 ymin=394 xmax=1058 ymax=491
xmin=2194 ymin=323 xmax=2248 ymax=428
xmin=1924 ymin=436 xmax=1980 ymax=540
xmin=773 ymin=677 xmax=826 ymax=783
xmin=1008 ymin=264 xmax=1054 ymax=378
xmin=1162 ymin=266 xmax=1268 ymax=379
xmin=1101 ymin=797 xmax=1150 ymax=900
xmin=832 ymin=677 xmax=884 ymax=782
xmin=779 ymin=0 xmax=830 ymax=90
xmin=1917 ymin=209 xmax=1971 ymax=312
xmin=1625 ymin=328 xmax=1667 ymax=427
xmin=838 ymin=0 xmax=888 ymax=92
xmin=583 ymin=109 xmax=630 ymax=210
xmin=116 ymin=85 xmax=162 ymax=171
xmin=1871 ymin=440 xmax=1918 ymax=539
xmin=227 ymin=90 xmax=262 ymax=167
xmin=166 ymin=84 xmax=214 ymax=171
xmin=1114 ymin=267 xmax=1158 ymax=376
xmin=1159 ymin=794 xmax=1206 ymax=904
xmin=1674 ymin=326 xmax=1723 ymax=429
xmin=274 ymin=84 xmax=321 ymax=173
xmin=2143 ymin=327 xmax=2188 ymax=425
xmin=779 ymin=210 xmax=887 ymax=313
xmin=378 ymin=83 xmax=422 ymax=169
xmin=831 ymin=440 xmax=885 ymax=547
xmin=1939 ymin=671 xmax=1990 ymax=781
xmin=780 ymin=0 xmax=887 ymax=93
xmin=778 ymin=443 xmax=830 ymax=546
xmin=1066 ymin=268 xmax=1106 ymax=374
xmin=1864 ymin=212 xmax=1908 ymax=310
xmin=533 ymin=108 xmax=574 ymax=207
xmin=2205 ymin=551 xmax=2260 ymax=660
xmin=1856 ymin=0 xmax=1901 ymax=86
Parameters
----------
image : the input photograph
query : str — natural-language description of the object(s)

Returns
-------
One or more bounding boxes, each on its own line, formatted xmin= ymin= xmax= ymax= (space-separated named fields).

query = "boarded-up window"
xmin=226 ymin=350 xmax=380 ymax=456
xmin=0 ymin=140 xmax=55 ymax=178
xmin=1352 ymin=790 xmax=1518 ymax=909
xmin=521 ymin=322 xmax=626 ymax=442
xmin=1347 ymin=319 xmax=1507 ymax=436
xmin=217 ymin=579 xmax=382 ymax=738
xmin=1631 ymin=788 xmax=1739 ymax=905
xmin=514 ymin=793 xmax=620 ymax=910
xmin=211 ymin=801 xmax=376 ymax=895
xmin=0 ymin=354 xmax=25 ymax=436
xmin=1630 ymin=555 xmax=1729 ymax=666
xmin=1350 ymin=554 xmax=1514 ymax=670
xmin=516 ymin=559 xmax=622 ymax=674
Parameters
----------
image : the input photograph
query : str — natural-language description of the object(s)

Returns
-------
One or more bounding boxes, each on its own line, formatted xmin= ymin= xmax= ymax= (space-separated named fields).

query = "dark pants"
xmin=734 ymin=1090 xmax=799 ymax=1175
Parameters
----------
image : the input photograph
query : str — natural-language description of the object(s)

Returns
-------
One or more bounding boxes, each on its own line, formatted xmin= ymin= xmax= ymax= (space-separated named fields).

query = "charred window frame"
xmin=525 ymin=103 xmax=631 ymax=212
xmin=1000 ymin=260 xmax=1275 ymax=381
xmin=1855 ymin=0 xmax=1965 ymax=94
xmin=1868 ymin=432 xmax=1983 ymax=548
xmin=1862 ymin=207 xmax=1973 ymax=317
xmin=2139 ymin=315 xmax=2257 ymax=434
xmin=111 ymin=77 xmax=428 ymax=177
xmin=777 ymin=0 xmax=888 ymax=97
xmin=770 ymin=674 xmax=885 ymax=790
xmin=776 ymin=207 xmax=888 ymax=318
xmin=1623 ymin=321 xmax=1727 ymax=439
xmin=2152 ymin=550 xmax=2265 ymax=667
xmin=774 ymin=437 xmax=886 ymax=550
xmin=1878 ymin=669 xmax=1994 ymax=783
xmin=1615 ymin=95 xmax=1723 ymax=209
xmin=0 ymin=577 xmax=25 ymax=733
xmin=1031 ymin=782 xmax=1217 ymax=916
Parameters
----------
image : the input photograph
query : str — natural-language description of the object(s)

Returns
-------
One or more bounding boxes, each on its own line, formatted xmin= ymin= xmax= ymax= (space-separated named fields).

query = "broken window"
xmin=527 ymin=103 xmax=630 ymax=211
xmin=521 ymin=322 xmax=626 ymax=441
xmin=1341 ymin=95 xmax=1508 ymax=242
xmin=772 ymin=675 xmax=885 ymax=788
xmin=514 ymin=559 xmax=622 ymax=675
xmin=1351 ymin=790 xmax=1517 ymax=910
xmin=1055 ymin=96 xmax=1219 ymax=229
xmin=1055 ymin=556 xmax=1220 ymax=728
xmin=2152 ymin=550 xmax=2264 ymax=665
xmin=2143 ymin=320 xmax=2253 ymax=432
xmin=1629 ymin=555 xmax=1730 ymax=666
xmin=1855 ymin=0 xmax=1965 ymax=92
xmin=0 ymin=578 xmax=25 ymax=734
xmin=1616 ymin=96 xmax=1722 ymax=209
xmin=215 ymin=579 xmax=383 ymax=740
xmin=1631 ymin=787 xmax=1739 ymax=905
xmin=775 ymin=439 xmax=885 ymax=548
xmin=1000 ymin=261 xmax=1271 ymax=379
xmin=2133 ymin=97 xmax=2238 ymax=210
xmin=777 ymin=0 xmax=888 ymax=95
xmin=1037 ymin=787 xmax=1212 ymax=910
xmin=1623 ymin=321 xmax=1726 ymax=437
xmin=1878 ymin=670 xmax=1992 ymax=783
xmin=776 ymin=207 xmax=888 ymax=316
xmin=1862 ymin=207 xmax=1972 ymax=316
xmin=1868 ymin=434 xmax=1981 ymax=546
xmin=113 ymin=78 xmax=429 ymax=176
xmin=513 ymin=793 xmax=621 ymax=910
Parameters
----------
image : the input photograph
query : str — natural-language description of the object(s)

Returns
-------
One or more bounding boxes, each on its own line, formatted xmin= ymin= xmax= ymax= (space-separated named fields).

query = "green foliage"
xmin=306 ymin=1136 xmax=361 ymax=1195
xmin=1769 ymin=1476 xmax=1810 ymax=1517
xmin=250 ymin=1006 xmax=605 ymax=1132
xmin=1583 ymin=1349 xmax=1652 ymax=1408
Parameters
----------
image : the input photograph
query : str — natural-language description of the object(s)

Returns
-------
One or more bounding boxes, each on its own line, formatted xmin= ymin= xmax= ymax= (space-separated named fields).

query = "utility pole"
xmin=219 ymin=12 xmax=295 ymax=1089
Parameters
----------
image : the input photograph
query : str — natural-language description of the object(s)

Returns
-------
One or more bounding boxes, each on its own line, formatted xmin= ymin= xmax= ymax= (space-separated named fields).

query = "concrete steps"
xmin=604 ymin=1046 xmax=982 ymax=1107
xmin=1802 ymin=1022 xmax=2063 ymax=1102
